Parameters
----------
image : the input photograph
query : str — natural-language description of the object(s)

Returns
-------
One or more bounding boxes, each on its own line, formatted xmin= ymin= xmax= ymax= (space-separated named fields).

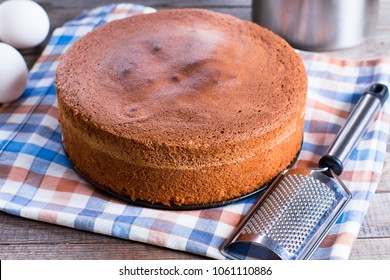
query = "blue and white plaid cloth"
xmin=1 ymin=3 xmax=390 ymax=259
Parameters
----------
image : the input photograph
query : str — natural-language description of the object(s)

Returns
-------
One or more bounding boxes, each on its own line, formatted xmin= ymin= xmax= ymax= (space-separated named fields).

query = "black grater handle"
xmin=319 ymin=83 xmax=388 ymax=176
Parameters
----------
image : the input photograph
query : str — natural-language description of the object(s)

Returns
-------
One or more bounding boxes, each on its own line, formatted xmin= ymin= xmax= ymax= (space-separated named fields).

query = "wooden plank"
xmin=0 ymin=243 xmax=206 ymax=260
xmin=349 ymin=238 xmax=390 ymax=260
xmin=358 ymin=193 xmax=390 ymax=238
xmin=377 ymin=152 xmax=390 ymax=193
xmin=0 ymin=211 xmax=117 ymax=245
xmin=37 ymin=0 xmax=252 ymax=9
xmin=378 ymin=143 xmax=390 ymax=193
xmin=350 ymin=193 xmax=390 ymax=259
xmin=378 ymin=0 xmax=390 ymax=26
xmin=43 ymin=5 xmax=251 ymax=30
xmin=198 ymin=7 xmax=251 ymax=20
xmin=35 ymin=1 xmax=253 ymax=38
xmin=0 ymin=212 xmax=206 ymax=260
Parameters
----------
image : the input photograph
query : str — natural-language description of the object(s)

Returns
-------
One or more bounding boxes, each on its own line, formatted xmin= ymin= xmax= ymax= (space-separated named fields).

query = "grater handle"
xmin=319 ymin=83 xmax=388 ymax=176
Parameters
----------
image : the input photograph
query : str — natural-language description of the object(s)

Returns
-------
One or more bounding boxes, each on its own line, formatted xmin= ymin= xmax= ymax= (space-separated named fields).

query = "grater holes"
xmin=240 ymin=173 xmax=338 ymax=255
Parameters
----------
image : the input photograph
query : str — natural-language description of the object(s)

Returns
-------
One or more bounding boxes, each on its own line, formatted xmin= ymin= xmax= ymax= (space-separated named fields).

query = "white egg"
xmin=0 ymin=0 xmax=50 ymax=49
xmin=0 ymin=43 xmax=28 ymax=103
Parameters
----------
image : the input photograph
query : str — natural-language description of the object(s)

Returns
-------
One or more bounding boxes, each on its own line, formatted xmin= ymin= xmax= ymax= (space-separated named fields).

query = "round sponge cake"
xmin=56 ymin=9 xmax=307 ymax=206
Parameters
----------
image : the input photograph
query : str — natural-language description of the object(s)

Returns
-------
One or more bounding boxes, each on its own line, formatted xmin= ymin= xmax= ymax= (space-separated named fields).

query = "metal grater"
xmin=221 ymin=83 xmax=388 ymax=260
xmin=224 ymin=168 xmax=350 ymax=260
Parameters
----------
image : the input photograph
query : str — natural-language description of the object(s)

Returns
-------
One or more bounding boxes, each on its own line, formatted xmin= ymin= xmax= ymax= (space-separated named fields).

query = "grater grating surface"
xmin=222 ymin=168 xmax=351 ymax=260
xmin=240 ymin=173 xmax=337 ymax=255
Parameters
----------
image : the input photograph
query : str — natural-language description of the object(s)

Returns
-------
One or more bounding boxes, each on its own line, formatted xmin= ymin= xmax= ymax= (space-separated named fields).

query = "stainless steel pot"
xmin=252 ymin=0 xmax=379 ymax=51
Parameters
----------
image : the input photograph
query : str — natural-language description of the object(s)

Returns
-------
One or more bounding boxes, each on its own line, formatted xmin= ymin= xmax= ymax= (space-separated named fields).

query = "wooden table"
xmin=1 ymin=0 xmax=389 ymax=260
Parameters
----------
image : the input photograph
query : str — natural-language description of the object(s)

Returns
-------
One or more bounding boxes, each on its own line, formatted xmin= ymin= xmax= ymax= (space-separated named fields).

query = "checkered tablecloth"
xmin=1 ymin=3 xmax=390 ymax=260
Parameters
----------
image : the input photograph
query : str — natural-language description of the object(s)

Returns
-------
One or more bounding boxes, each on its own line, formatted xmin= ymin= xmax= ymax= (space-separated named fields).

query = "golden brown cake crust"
xmin=56 ymin=9 xmax=307 ymax=206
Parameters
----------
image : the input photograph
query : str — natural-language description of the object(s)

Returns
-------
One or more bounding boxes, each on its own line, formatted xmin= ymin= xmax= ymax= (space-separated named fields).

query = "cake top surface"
xmin=56 ymin=8 xmax=307 ymax=145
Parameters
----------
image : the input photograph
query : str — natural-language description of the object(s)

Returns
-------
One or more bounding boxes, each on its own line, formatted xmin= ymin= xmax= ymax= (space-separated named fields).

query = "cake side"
xmin=58 ymin=92 xmax=304 ymax=205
